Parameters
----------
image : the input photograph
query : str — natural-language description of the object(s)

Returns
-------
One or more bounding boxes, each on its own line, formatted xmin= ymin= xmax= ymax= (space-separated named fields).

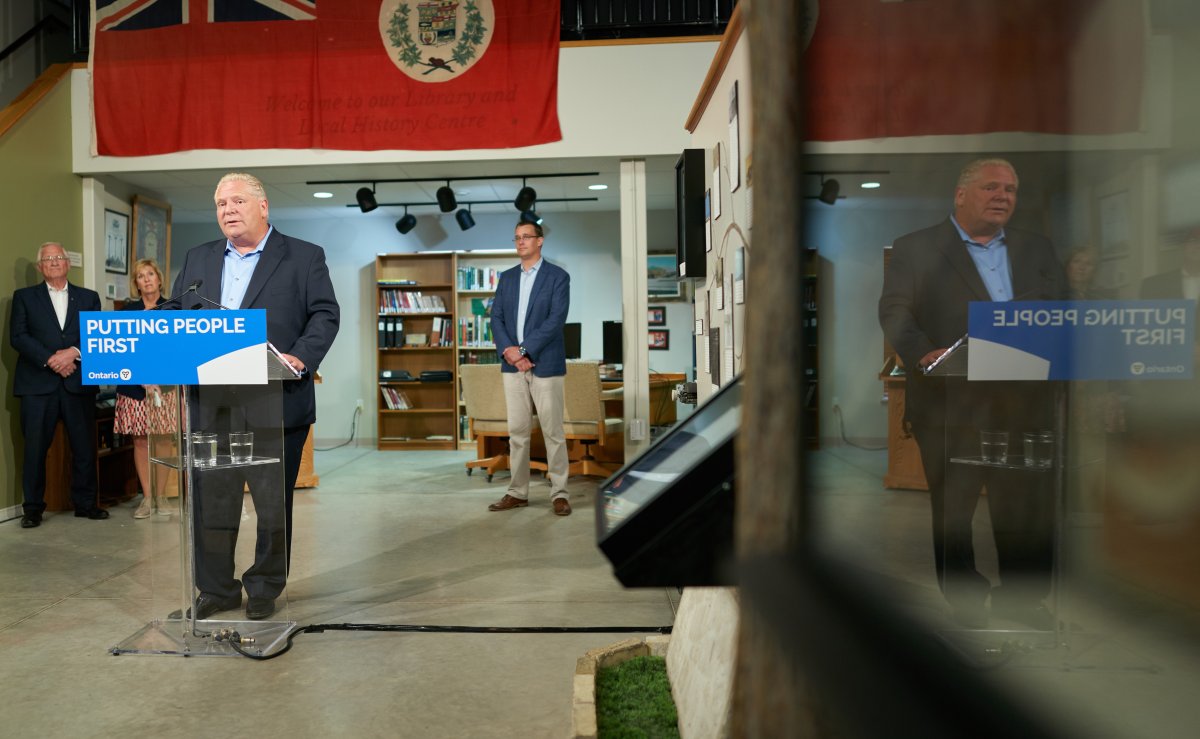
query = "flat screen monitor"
xmin=596 ymin=374 xmax=741 ymax=586
xmin=563 ymin=322 xmax=581 ymax=360
xmin=602 ymin=320 xmax=623 ymax=365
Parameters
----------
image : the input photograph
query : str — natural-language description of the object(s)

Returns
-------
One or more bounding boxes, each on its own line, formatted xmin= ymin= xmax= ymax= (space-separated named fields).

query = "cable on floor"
xmin=314 ymin=406 xmax=360 ymax=451
xmin=225 ymin=622 xmax=675 ymax=661
xmin=833 ymin=405 xmax=887 ymax=451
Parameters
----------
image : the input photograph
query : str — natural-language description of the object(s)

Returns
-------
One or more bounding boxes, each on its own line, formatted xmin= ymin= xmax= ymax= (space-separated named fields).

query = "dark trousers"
xmin=191 ymin=423 xmax=308 ymax=601
xmin=911 ymin=419 xmax=1055 ymax=609
xmin=20 ymin=389 xmax=96 ymax=514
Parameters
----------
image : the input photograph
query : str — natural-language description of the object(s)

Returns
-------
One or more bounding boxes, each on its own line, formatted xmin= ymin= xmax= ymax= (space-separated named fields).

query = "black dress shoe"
xmin=246 ymin=597 xmax=276 ymax=620
xmin=20 ymin=514 xmax=42 ymax=529
xmin=191 ymin=593 xmax=242 ymax=620
xmin=74 ymin=507 xmax=110 ymax=520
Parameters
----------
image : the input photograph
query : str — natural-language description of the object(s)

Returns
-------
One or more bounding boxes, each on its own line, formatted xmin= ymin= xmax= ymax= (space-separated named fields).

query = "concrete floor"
xmin=6 ymin=443 xmax=1200 ymax=737
xmin=0 ymin=447 xmax=678 ymax=739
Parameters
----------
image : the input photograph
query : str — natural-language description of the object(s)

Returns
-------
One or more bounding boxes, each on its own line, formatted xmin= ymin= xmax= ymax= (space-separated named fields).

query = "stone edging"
xmin=572 ymin=634 xmax=671 ymax=739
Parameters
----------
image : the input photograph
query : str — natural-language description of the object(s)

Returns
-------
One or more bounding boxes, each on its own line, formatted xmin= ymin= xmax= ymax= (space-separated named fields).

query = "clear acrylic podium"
xmin=925 ymin=341 xmax=1067 ymax=658
xmin=110 ymin=349 xmax=300 ymax=657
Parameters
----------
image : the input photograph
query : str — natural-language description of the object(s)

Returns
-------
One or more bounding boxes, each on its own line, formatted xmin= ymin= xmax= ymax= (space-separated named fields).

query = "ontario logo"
xmin=380 ymin=0 xmax=495 ymax=83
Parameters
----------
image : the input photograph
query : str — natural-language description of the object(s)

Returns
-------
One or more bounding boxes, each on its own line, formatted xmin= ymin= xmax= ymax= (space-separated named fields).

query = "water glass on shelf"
xmin=192 ymin=433 xmax=217 ymax=467
xmin=230 ymin=432 xmax=254 ymax=464
xmin=980 ymin=430 xmax=1009 ymax=464
xmin=1023 ymin=431 xmax=1054 ymax=468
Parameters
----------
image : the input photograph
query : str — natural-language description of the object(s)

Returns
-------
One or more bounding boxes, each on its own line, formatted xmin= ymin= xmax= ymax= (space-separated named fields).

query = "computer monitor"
xmin=602 ymin=320 xmax=623 ymax=366
xmin=563 ymin=322 xmax=581 ymax=360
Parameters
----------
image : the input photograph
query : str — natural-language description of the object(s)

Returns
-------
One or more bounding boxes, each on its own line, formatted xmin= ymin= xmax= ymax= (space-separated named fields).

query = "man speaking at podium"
xmin=173 ymin=172 xmax=340 ymax=621
xmin=879 ymin=159 xmax=1065 ymax=630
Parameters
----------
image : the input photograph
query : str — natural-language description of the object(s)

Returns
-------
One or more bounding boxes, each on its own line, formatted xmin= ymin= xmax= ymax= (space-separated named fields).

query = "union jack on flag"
xmin=93 ymin=0 xmax=316 ymax=31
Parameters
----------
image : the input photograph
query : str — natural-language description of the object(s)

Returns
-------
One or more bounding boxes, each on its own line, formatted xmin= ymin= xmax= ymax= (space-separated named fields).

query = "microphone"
xmin=150 ymin=279 xmax=203 ymax=311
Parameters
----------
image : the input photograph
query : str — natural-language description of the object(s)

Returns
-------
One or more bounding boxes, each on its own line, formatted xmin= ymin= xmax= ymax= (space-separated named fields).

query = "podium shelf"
xmin=151 ymin=455 xmax=281 ymax=471
xmin=949 ymin=456 xmax=1054 ymax=472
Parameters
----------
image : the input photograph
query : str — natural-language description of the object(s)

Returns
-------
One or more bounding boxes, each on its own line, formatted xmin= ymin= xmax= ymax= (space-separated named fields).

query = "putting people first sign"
xmin=967 ymin=300 xmax=1194 ymax=381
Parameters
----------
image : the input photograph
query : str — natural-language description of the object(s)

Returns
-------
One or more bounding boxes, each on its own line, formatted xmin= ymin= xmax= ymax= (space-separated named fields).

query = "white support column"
xmin=620 ymin=159 xmax=651 ymax=460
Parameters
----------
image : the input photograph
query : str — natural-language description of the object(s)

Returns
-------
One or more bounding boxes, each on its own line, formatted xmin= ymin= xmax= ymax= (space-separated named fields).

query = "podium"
xmin=109 ymin=347 xmax=301 ymax=658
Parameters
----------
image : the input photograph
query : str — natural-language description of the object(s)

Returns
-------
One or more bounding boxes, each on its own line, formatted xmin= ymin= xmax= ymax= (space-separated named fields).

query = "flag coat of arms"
xmin=89 ymin=0 xmax=562 ymax=155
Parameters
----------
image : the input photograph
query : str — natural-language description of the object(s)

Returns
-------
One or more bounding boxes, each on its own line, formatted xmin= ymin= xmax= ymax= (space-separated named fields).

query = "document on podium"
xmin=922 ymin=334 xmax=968 ymax=376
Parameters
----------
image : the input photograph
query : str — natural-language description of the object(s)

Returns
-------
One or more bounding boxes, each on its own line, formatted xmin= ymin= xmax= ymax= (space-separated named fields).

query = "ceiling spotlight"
xmin=395 ymin=208 xmax=417 ymax=234
xmin=818 ymin=178 xmax=840 ymax=206
xmin=436 ymin=183 xmax=457 ymax=212
xmin=514 ymin=185 xmax=537 ymax=212
xmin=456 ymin=207 xmax=476 ymax=231
xmin=520 ymin=210 xmax=543 ymax=226
xmin=356 ymin=186 xmax=378 ymax=213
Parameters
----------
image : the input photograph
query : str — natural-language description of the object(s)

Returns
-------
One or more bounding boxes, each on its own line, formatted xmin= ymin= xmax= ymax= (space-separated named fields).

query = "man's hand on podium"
xmin=920 ymin=348 xmax=947 ymax=369
xmin=281 ymin=353 xmax=306 ymax=373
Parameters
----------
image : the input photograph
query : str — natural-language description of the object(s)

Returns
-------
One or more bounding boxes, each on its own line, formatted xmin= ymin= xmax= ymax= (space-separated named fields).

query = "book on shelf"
xmin=425 ymin=434 xmax=455 ymax=441
xmin=378 ymin=279 xmax=418 ymax=285
xmin=457 ymin=266 xmax=501 ymax=291
xmin=457 ymin=315 xmax=494 ymax=347
xmin=459 ymin=352 xmax=500 ymax=365
xmin=379 ymin=290 xmax=446 ymax=314
xmin=379 ymin=386 xmax=413 ymax=410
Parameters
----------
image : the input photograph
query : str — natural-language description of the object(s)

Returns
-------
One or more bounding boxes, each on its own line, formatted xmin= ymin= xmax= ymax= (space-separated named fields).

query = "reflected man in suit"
xmin=880 ymin=159 xmax=1066 ymax=629
xmin=488 ymin=220 xmax=572 ymax=516
xmin=173 ymin=172 xmax=339 ymax=620
xmin=11 ymin=242 xmax=108 ymax=528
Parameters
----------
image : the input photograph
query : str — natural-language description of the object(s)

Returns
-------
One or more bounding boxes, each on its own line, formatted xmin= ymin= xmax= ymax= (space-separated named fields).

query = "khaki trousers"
xmin=502 ymin=370 xmax=568 ymax=500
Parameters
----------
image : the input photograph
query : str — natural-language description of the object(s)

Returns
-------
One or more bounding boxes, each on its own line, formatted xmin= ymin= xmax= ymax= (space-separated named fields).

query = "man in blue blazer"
xmin=488 ymin=220 xmax=572 ymax=515
xmin=10 ymin=242 xmax=107 ymax=527
xmin=172 ymin=172 xmax=339 ymax=620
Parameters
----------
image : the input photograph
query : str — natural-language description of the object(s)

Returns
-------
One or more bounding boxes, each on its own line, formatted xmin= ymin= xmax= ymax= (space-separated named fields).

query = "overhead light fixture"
xmin=395 ymin=207 xmax=416 ymax=234
xmin=818 ymin=177 xmax=840 ymax=205
xmin=514 ymin=180 xmax=537 ymax=212
xmin=861 ymin=182 xmax=881 ymax=190
xmin=520 ymin=210 xmax=543 ymax=226
xmin=588 ymin=184 xmax=608 ymax=191
xmin=313 ymin=191 xmax=334 ymax=199
xmin=456 ymin=205 xmax=475 ymax=231
xmin=436 ymin=182 xmax=457 ymax=212
xmin=356 ymin=186 xmax=378 ymax=213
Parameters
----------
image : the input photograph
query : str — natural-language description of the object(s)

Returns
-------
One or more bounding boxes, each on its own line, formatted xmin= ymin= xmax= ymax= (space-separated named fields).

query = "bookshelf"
xmin=376 ymin=254 xmax=457 ymax=450
xmin=375 ymin=251 xmax=518 ymax=450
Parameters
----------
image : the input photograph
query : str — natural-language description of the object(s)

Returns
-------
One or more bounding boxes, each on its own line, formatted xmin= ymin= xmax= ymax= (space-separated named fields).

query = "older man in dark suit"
xmin=11 ymin=242 xmax=107 ymax=528
xmin=172 ymin=172 xmax=339 ymax=620
xmin=880 ymin=158 xmax=1066 ymax=630
xmin=487 ymin=220 xmax=572 ymax=516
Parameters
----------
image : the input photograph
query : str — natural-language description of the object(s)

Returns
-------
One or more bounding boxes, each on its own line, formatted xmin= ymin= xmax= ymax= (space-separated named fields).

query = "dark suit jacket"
xmin=491 ymin=259 xmax=570 ymax=377
xmin=879 ymin=218 xmax=1066 ymax=428
xmin=1140 ymin=269 xmax=1185 ymax=300
xmin=171 ymin=228 xmax=340 ymax=427
xmin=11 ymin=282 xmax=102 ymax=397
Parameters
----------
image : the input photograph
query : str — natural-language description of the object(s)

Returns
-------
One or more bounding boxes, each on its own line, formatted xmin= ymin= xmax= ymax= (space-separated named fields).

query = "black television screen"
xmin=602 ymin=320 xmax=623 ymax=365
xmin=596 ymin=375 xmax=741 ymax=586
xmin=563 ymin=322 xmax=581 ymax=360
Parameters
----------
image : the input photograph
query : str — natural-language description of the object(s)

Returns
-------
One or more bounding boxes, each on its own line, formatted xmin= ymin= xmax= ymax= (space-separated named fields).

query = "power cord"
xmin=314 ymin=406 xmax=360 ymax=452
xmin=223 ymin=622 xmax=674 ymax=661
xmin=832 ymin=404 xmax=886 ymax=451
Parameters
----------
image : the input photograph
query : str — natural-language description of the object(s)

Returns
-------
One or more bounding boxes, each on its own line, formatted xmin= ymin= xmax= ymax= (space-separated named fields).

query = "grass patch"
xmin=595 ymin=655 xmax=680 ymax=739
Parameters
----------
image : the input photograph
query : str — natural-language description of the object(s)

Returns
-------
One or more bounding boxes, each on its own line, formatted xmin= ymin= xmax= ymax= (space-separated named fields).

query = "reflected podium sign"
xmin=79 ymin=309 xmax=302 ymax=658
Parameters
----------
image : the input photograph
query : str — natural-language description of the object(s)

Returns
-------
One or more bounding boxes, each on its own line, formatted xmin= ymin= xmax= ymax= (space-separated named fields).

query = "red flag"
xmin=89 ymin=0 xmax=561 ymax=155
xmin=803 ymin=0 xmax=1144 ymax=141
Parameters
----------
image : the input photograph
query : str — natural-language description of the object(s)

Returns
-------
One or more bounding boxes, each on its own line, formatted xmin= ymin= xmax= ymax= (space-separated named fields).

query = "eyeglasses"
xmin=512 ymin=235 xmax=539 ymax=243
xmin=39 ymin=256 xmax=68 ymax=263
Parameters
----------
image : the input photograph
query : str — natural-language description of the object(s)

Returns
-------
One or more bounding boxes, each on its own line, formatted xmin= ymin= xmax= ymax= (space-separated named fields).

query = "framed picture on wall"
xmin=103 ymin=209 xmax=129 ymax=275
xmin=647 ymin=253 xmax=681 ymax=299
xmin=648 ymin=305 xmax=666 ymax=326
xmin=132 ymin=195 xmax=172 ymax=278
xmin=648 ymin=329 xmax=670 ymax=350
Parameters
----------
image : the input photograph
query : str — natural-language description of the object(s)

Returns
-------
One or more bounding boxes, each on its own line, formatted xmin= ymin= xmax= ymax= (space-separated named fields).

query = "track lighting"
xmin=456 ymin=206 xmax=476 ymax=231
xmin=356 ymin=186 xmax=378 ymax=213
xmin=520 ymin=210 xmax=543 ymax=226
xmin=818 ymin=177 xmax=840 ymax=206
xmin=514 ymin=183 xmax=537 ymax=212
xmin=436 ymin=183 xmax=457 ymax=212
xmin=395 ymin=207 xmax=416 ymax=234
